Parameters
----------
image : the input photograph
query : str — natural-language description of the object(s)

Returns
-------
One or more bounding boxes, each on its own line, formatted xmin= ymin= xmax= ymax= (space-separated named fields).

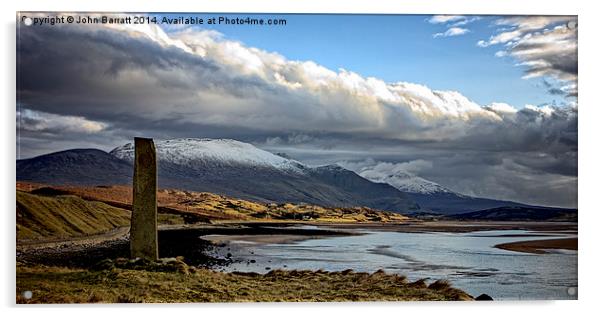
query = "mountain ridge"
xmin=17 ymin=138 xmax=419 ymax=213
xmin=17 ymin=138 xmax=571 ymax=216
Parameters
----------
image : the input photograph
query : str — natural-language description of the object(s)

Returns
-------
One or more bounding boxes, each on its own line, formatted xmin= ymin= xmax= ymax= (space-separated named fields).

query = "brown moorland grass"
xmin=16 ymin=265 xmax=472 ymax=303
xmin=17 ymin=190 xmax=183 ymax=241
xmin=16 ymin=190 xmax=131 ymax=240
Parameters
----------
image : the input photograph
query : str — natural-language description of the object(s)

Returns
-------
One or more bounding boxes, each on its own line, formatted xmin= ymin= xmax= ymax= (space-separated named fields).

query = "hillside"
xmin=16 ymin=190 xmax=131 ymax=241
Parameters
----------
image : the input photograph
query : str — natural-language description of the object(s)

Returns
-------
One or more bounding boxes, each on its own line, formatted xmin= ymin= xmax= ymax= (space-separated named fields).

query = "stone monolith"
xmin=130 ymin=137 xmax=158 ymax=260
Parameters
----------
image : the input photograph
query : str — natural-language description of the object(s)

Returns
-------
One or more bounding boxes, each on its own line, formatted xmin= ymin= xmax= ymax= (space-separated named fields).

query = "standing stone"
xmin=130 ymin=137 xmax=158 ymax=260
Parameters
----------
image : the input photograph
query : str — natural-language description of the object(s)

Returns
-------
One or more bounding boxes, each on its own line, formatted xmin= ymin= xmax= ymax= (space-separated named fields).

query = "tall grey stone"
xmin=130 ymin=137 xmax=158 ymax=260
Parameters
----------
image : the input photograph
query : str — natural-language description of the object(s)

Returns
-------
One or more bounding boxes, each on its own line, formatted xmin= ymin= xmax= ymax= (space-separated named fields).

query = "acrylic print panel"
xmin=16 ymin=12 xmax=577 ymax=303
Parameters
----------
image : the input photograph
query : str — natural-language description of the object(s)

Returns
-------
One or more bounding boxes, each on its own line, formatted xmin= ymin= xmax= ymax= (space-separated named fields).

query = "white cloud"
xmin=484 ymin=102 xmax=519 ymax=115
xmin=429 ymin=15 xmax=478 ymax=38
xmin=433 ymin=27 xmax=470 ymax=38
xmin=429 ymin=15 xmax=465 ymax=24
xmin=494 ymin=50 xmax=507 ymax=57
xmin=451 ymin=16 xmax=481 ymax=27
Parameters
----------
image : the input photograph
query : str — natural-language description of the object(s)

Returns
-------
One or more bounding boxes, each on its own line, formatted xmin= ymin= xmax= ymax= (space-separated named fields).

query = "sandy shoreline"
xmin=494 ymin=237 xmax=577 ymax=254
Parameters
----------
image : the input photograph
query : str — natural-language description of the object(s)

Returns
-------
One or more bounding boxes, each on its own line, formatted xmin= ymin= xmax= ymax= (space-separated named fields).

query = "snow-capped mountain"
xmin=361 ymin=170 xmax=454 ymax=195
xmin=17 ymin=138 xmax=418 ymax=213
xmin=110 ymin=138 xmax=305 ymax=173
xmin=17 ymin=137 xmax=569 ymax=216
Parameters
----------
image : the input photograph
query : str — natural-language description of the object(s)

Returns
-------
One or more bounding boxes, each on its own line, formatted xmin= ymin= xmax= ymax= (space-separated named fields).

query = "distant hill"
xmin=17 ymin=138 xmax=418 ymax=213
xmin=406 ymin=192 xmax=528 ymax=215
xmin=448 ymin=206 xmax=577 ymax=222
xmin=16 ymin=149 xmax=132 ymax=186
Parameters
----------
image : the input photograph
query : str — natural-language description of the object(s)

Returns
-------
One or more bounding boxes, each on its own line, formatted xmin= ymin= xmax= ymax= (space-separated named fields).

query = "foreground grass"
xmin=16 ymin=266 xmax=472 ymax=303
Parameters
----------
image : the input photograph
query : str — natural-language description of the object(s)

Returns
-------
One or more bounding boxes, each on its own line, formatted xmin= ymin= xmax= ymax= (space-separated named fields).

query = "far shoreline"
xmin=213 ymin=220 xmax=577 ymax=234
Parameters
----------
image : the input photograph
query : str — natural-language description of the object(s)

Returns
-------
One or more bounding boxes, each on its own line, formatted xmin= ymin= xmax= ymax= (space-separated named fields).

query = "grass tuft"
xmin=409 ymin=278 xmax=428 ymax=288
xmin=428 ymin=279 xmax=451 ymax=291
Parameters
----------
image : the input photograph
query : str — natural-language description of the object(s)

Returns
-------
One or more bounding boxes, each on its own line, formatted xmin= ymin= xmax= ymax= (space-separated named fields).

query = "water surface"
xmin=210 ymin=228 xmax=577 ymax=300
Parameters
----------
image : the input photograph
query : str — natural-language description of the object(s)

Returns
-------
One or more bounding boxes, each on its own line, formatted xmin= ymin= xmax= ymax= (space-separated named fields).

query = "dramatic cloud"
xmin=477 ymin=16 xmax=577 ymax=98
xmin=433 ymin=27 xmax=470 ymax=38
xmin=15 ymin=14 xmax=577 ymax=207
xmin=17 ymin=20 xmax=510 ymax=143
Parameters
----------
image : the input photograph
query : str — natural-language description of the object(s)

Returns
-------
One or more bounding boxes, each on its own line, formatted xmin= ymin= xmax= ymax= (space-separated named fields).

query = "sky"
xmin=16 ymin=13 xmax=577 ymax=207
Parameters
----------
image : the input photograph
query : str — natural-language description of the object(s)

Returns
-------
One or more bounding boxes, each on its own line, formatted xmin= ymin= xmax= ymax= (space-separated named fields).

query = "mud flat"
xmin=494 ymin=237 xmax=577 ymax=254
